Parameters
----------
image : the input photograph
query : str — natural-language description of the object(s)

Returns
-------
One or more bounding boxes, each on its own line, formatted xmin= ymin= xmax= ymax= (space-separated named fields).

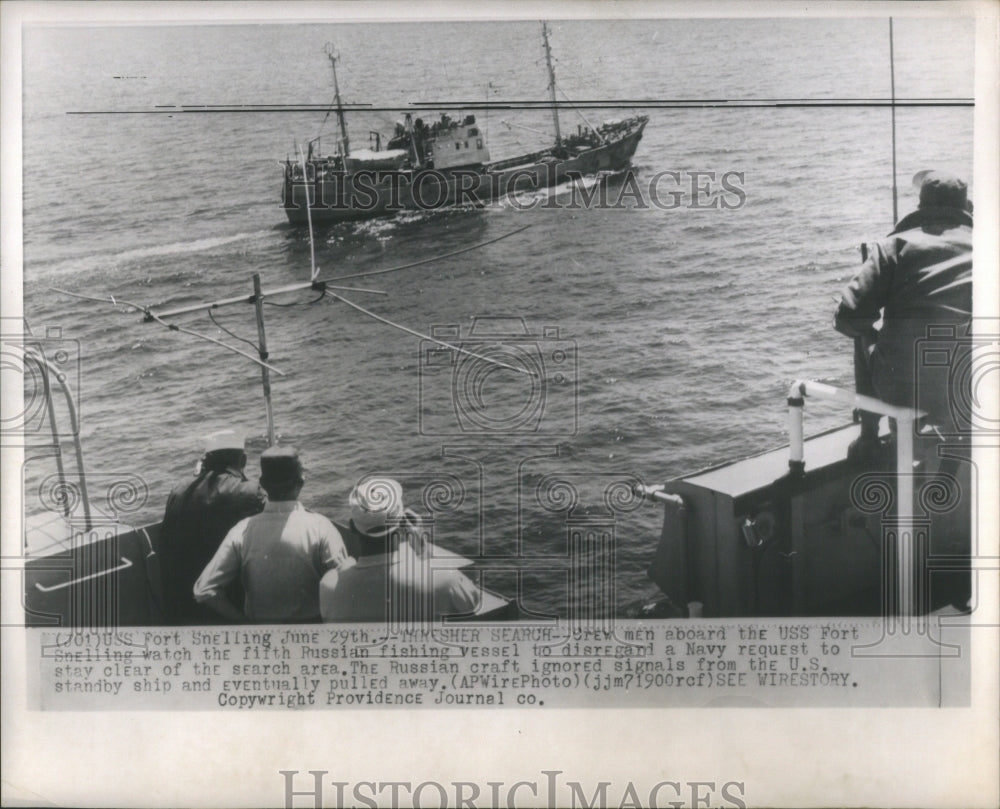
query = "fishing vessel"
xmin=281 ymin=24 xmax=649 ymax=224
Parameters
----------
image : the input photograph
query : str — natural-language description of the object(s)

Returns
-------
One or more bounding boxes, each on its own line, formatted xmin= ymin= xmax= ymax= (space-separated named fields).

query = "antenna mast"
xmin=889 ymin=18 xmax=898 ymax=224
xmin=326 ymin=43 xmax=350 ymax=157
xmin=52 ymin=223 xmax=538 ymax=448
xmin=541 ymin=22 xmax=561 ymax=146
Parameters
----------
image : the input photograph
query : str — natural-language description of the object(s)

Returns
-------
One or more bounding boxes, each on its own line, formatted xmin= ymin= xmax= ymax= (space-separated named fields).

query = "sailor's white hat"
xmin=204 ymin=429 xmax=245 ymax=453
xmin=349 ymin=477 xmax=406 ymax=537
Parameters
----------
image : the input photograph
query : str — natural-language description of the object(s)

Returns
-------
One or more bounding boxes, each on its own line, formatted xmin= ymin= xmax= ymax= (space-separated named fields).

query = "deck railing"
xmin=13 ymin=344 xmax=92 ymax=531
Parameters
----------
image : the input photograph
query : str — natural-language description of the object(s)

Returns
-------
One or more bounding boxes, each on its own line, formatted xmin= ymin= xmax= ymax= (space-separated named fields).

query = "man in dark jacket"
xmin=158 ymin=429 xmax=265 ymax=624
xmin=835 ymin=170 xmax=973 ymax=458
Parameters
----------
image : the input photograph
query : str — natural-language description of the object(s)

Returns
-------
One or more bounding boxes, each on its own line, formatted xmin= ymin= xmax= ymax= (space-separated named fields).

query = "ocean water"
xmin=18 ymin=18 xmax=974 ymax=614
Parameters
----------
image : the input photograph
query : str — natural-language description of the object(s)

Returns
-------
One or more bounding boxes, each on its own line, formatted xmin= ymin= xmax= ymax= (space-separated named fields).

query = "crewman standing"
xmin=157 ymin=429 xmax=265 ymax=624
xmin=834 ymin=170 xmax=973 ymax=461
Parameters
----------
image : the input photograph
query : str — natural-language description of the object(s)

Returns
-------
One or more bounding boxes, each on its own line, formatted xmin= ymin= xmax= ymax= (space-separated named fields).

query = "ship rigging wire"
xmin=320 ymin=223 xmax=534 ymax=283
xmin=321 ymin=291 xmax=533 ymax=377
xmin=557 ymin=84 xmax=604 ymax=142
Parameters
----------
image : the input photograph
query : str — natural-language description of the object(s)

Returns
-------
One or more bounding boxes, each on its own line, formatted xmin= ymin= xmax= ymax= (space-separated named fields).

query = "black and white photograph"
xmin=2 ymin=1 xmax=997 ymax=806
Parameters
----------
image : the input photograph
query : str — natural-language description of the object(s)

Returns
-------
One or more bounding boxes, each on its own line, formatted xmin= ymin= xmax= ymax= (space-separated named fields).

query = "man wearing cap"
xmin=319 ymin=477 xmax=484 ymax=623
xmin=834 ymin=170 xmax=973 ymax=459
xmin=158 ymin=429 xmax=266 ymax=624
xmin=193 ymin=446 xmax=350 ymax=623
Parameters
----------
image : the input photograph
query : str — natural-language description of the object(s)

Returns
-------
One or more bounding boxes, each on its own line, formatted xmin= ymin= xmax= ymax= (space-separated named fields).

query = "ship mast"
xmin=541 ymin=22 xmax=561 ymax=146
xmin=325 ymin=43 xmax=350 ymax=157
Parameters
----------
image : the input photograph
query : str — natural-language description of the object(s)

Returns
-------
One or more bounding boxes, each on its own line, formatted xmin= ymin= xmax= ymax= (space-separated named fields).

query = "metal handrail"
xmin=787 ymin=379 xmax=924 ymax=615
xmin=633 ymin=484 xmax=685 ymax=509
xmin=15 ymin=344 xmax=92 ymax=530
xmin=40 ymin=355 xmax=69 ymax=519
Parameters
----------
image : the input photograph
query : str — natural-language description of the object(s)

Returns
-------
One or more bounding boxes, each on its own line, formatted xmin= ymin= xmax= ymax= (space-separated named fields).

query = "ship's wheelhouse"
xmin=429 ymin=121 xmax=490 ymax=169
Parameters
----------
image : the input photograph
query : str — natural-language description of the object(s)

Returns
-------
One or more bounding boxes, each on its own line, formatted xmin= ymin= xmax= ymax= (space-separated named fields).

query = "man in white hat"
xmin=157 ymin=428 xmax=265 ymax=624
xmin=319 ymin=477 xmax=484 ymax=623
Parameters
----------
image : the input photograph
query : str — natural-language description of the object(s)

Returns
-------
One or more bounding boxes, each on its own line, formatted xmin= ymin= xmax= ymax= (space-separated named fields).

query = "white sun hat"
xmin=349 ymin=477 xmax=408 ymax=536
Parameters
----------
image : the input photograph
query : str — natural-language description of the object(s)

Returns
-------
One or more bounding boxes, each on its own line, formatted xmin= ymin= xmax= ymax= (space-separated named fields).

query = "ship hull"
xmin=282 ymin=120 xmax=647 ymax=225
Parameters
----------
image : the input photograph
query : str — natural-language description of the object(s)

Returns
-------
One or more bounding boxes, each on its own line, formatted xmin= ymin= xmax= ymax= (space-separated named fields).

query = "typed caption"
xmin=30 ymin=618 xmax=968 ymax=709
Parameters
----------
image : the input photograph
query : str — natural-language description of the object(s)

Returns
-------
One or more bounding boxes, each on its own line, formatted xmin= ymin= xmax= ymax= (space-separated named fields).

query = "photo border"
xmin=2 ymin=1 xmax=997 ymax=807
